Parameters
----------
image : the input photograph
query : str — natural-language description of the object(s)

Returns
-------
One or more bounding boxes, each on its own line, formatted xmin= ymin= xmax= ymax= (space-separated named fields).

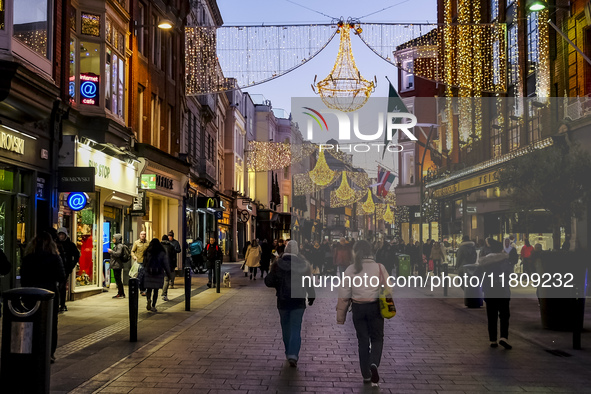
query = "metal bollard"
xmin=184 ymin=267 xmax=191 ymax=311
xmin=442 ymin=263 xmax=449 ymax=297
xmin=1 ymin=288 xmax=54 ymax=393
xmin=128 ymin=278 xmax=138 ymax=342
xmin=216 ymin=260 xmax=222 ymax=293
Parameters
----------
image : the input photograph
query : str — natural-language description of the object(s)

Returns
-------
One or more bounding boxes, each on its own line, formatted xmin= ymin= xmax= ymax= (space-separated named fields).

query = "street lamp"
xmin=134 ymin=19 xmax=174 ymax=36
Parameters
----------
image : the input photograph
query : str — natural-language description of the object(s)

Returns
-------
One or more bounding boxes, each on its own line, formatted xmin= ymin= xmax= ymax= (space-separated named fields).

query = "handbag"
xmin=129 ymin=260 xmax=140 ymax=278
xmin=428 ymin=259 xmax=434 ymax=272
xmin=378 ymin=265 xmax=396 ymax=319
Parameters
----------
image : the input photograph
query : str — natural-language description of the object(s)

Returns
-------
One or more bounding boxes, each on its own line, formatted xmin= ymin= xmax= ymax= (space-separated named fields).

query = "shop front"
xmin=0 ymin=124 xmax=52 ymax=291
xmin=58 ymin=138 xmax=139 ymax=299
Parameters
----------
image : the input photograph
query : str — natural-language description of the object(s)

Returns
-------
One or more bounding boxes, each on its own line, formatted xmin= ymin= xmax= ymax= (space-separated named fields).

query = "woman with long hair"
xmin=143 ymin=238 xmax=172 ymax=312
xmin=337 ymin=240 xmax=392 ymax=385
xmin=21 ymin=231 xmax=66 ymax=363
xmin=244 ymin=238 xmax=262 ymax=280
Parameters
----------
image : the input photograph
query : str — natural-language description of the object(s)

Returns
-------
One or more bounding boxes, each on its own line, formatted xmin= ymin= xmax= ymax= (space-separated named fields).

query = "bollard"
xmin=573 ymin=282 xmax=585 ymax=350
xmin=1 ymin=288 xmax=54 ymax=393
xmin=184 ymin=267 xmax=191 ymax=311
xmin=442 ymin=263 xmax=449 ymax=297
xmin=129 ymin=278 xmax=138 ymax=342
xmin=216 ymin=259 xmax=222 ymax=294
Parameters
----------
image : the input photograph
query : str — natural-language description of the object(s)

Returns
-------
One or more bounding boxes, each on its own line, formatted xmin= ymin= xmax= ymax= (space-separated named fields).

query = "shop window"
xmin=81 ymin=13 xmax=100 ymax=37
xmin=13 ymin=0 xmax=51 ymax=58
xmin=79 ymin=41 xmax=100 ymax=106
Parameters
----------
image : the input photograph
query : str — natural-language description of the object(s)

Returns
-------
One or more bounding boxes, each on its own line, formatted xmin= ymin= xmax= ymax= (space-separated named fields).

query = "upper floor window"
xmin=14 ymin=0 xmax=51 ymax=58
xmin=490 ymin=119 xmax=502 ymax=158
xmin=508 ymin=118 xmax=520 ymax=151
xmin=507 ymin=24 xmax=519 ymax=86
xmin=81 ymin=13 xmax=100 ymax=37
xmin=401 ymin=59 xmax=414 ymax=92
xmin=527 ymin=12 xmax=539 ymax=75
xmin=490 ymin=0 xmax=499 ymax=21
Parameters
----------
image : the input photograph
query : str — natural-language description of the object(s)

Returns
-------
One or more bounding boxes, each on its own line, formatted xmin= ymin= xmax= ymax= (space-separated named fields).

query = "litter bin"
xmin=1 ymin=287 xmax=55 ymax=393
xmin=397 ymin=254 xmax=411 ymax=278
xmin=462 ymin=264 xmax=483 ymax=308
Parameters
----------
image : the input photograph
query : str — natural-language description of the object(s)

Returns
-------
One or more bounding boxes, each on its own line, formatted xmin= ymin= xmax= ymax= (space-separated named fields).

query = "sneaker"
xmin=288 ymin=359 xmax=297 ymax=367
xmin=499 ymin=338 xmax=512 ymax=350
xmin=206 ymin=282 xmax=212 ymax=288
xmin=146 ymin=302 xmax=151 ymax=311
xmin=151 ymin=307 xmax=158 ymax=312
xmin=490 ymin=341 xmax=498 ymax=348
xmin=112 ymin=294 xmax=123 ymax=299
xmin=162 ymin=296 xmax=169 ymax=301
xmin=370 ymin=364 xmax=379 ymax=384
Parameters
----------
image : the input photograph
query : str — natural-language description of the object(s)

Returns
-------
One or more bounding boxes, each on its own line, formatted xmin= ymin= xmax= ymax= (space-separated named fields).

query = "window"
xmin=527 ymin=12 xmax=539 ymax=75
xmin=138 ymin=85 xmax=144 ymax=142
xmin=105 ymin=17 xmax=125 ymax=118
xmin=508 ymin=118 xmax=520 ymax=151
xmin=137 ymin=2 xmax=146 ymax=55
xmin=492 ymin=40 xmax=500 ymax=85
xmin=152 ymin=14 xmax=161 ymax=67
xmin=13 ymin=0 xmax=51 ymax=57
xmin=81 ymin=13 xmax=100 ymax=37
xmin=491 ymin=0 xmax=499 ymax=21
xmin=167 ymin=105 xmax=172 ymax=153
xmin=507 ymin=24 xmax=518 ymax=86
xmin=79 ymin=41 xmax=100 ymax=106
xmin=401 ymin=59 xmax=414 ymax=92
xmin=69 ymin=37 xmax=77 ymax=103
xmin=69 ymin=6 xmax=76 ymax=31
xmin=151 ymin=95 xmax=161 ymax=147
xmin=528 ymin=106 xmax=541 ymax=143
xmin=490 ymin=120 xmax=502 ymax=158
xmin=166 ymin=34 xmax=173 ymax=79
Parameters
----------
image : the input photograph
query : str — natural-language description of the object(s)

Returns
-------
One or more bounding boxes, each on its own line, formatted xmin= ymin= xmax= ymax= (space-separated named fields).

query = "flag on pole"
xmin=382 ymin=78 xmax=411 ymax=158
xmin=379 ymin=172 xmax=396 ymax=197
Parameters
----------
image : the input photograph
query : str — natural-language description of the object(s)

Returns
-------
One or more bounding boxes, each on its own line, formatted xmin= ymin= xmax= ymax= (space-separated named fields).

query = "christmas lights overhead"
xmin=309 ymin=150 xmax=336 ymax=186
xmin=246 ymin=141 xmax=292 ymax=171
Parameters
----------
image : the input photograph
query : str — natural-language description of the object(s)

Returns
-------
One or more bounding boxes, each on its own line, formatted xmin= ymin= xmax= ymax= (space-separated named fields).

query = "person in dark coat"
xmin=108 ymin=234 xmax=126 ymax=298
xmin=21 ymin=232 xmax=66 ymax=363
xmin=57 ymin=227 xmax=80 ymax=312
xmin=264 ymin=241 xmax=315 ymax=367
xmin=376 ymin=241 xmax=394 ymax=276
xmin=161 ymin=235 xmax=176 ymax=301
xmin=143 ymin=238 xmax=172 ymax=312
xmin=205 ymin=237 xmax=223 ymax=287
xmin=259 ymin=239 xmax=273 ymax=279
xmin=166 ymin=230 xmax=181 ymax=287
xmin=456 ymin=235 xmax=477 ymax=275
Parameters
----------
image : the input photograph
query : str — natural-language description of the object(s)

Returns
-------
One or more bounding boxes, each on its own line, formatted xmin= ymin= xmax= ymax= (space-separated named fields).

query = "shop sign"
xmin=0 ymin=128 xmax=25 ymax=155
xmin=80 ymin=73 xmax=99 ymax=106
xmin=67 ymin=192 xmax=88 ymax=211
xmin=141 ymin=174 xmax=156 ymax=189
xmin=156 ymin=174 xmax=173 ymax=190
xmin=197 ymin=196 xmax=225 ymax=211
xmin=432 ymin=170 xmax=500 ymax=199
xmin=131 ymin=190 xmax=146 ymax=216
xmin=76 ymin=143 xmax=137 ymax=196
xmin=58 ymin=167 xmax=95 ymax=192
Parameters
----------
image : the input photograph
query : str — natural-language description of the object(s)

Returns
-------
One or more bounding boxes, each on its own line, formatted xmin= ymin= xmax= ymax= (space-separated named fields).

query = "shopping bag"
xmin=378 ymin=265 xmax=396 ymax=319
xmin=129 ymin=260 xmax=140 ymax=278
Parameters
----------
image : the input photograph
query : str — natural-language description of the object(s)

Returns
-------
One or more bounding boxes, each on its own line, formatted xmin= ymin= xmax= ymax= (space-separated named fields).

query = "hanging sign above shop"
xmin=197 ymin=196 xmax=225 ymax=211
xmin=67 ymin=192 xmax=88 ymax=211
xmin=131 ymin=190 xmax=147 ymax=216
xmin=141 ymin=174 xmax=157 ymax=189
xmin=58 ymin=167 xmax=95 ymax=192
xmin=431 ymin=170 xmax=501 ymax=199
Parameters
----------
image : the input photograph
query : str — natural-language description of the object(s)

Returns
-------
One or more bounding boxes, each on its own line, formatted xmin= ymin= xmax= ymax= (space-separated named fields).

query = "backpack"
xmin=120 ymin=245 xmax=131 ymax=263
xmin=189 ymin=240 xmax=203 ymax=256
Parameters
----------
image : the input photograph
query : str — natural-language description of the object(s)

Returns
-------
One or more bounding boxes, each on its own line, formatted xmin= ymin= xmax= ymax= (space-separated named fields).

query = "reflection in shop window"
xmin=76 ymin=205 xmax=96 ymax=287
xmin=13 ymin=0 xmax=50 ymax=58
xmin=79 ymin=41 xmax=100 ymax=106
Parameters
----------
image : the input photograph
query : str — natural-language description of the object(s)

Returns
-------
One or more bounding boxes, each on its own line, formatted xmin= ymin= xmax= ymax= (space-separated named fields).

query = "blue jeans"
xmin=278 ymin=308 xmax=305 ymax=361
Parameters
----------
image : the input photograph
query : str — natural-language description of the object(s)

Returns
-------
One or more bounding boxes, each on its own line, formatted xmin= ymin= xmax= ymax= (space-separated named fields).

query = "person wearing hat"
xmin=166 ymin=230 xmax=181 ymax=289
xmin=57 ymin=227 xmax=80 ymax=312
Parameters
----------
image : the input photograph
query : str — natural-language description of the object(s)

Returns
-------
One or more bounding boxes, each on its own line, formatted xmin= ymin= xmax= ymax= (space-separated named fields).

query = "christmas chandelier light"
xmin=335 ymin=172 xmax=356 ymax=201
xmin=313 ymin=19 xmax=376 ymax=112
xmin=309 ymin=150 xmax=336 ymax=186
xmin=361 ymin=189 xmax=376 ymax=214
xmin=383 ymin=204 xmax=394 ymax=223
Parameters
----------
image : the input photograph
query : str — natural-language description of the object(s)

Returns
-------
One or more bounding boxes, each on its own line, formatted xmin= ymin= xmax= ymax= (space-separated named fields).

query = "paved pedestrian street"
xmin=43 ymin=264 xmax=591 ymax=393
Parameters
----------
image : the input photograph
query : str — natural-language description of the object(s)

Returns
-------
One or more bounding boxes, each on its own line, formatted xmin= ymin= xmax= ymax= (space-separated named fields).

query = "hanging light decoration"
xmin=309 ymin=149 xmax=336 ymax=186
xmin=383 ymin=204 xmax=394 ymax=223
xmin=362 ymin=189 xmax=376 ymax=214
xmin=314 ymin=19 xmax=375 ymax=112
xmin=335 ymin=172 xmax=356 ymax=201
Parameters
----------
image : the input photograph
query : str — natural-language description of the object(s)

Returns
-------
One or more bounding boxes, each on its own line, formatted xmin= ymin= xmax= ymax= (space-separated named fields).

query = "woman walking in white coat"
xmin=245 ymin=239 xmax=262 ymax=280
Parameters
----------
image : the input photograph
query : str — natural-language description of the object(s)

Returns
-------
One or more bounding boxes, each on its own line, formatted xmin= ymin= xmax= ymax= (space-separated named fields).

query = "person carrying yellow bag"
xmin=336 ymin=240 xmax=394 ymax=386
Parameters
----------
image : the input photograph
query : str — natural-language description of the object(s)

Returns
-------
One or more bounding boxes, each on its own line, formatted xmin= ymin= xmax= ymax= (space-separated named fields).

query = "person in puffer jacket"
xmin=108 ymin=234 xmax=126 ymax=298
xmin=476 ymin=238 xmax=513 ymax=350
xmin=264 ymin=241 xmax=315 ymax=368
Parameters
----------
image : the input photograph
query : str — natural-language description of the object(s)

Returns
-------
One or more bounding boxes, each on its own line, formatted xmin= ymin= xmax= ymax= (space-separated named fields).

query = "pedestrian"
xmin=166 ymin=230 xmax=181 ymax=287
xmin=56 ymin=227 xmax=80 ymax=312
xmin=503 ymin=237 xmax=519 ymax=266
xmin=131 ymin=231 xmax=149 ymax=295
xmin=161 ymin=235 xmax=176 ymax=301
xmin=477 ymin=238 xmax=513 ymax=349
xmin=188 ymin=237 xmax=204 ymax=273
xmin=480 ymin=237 xmax=493 ymax=258
xmin=277 ymin=239 xmax=286 ymax=256
xmin=337 ymin=240 xmax=392 ymax=385
xmin=520 ymin=238 xmax=534 ymax=274
xmin=143 ymin=238 xmax=172 ymax=312
xmin=376 ymin=240 xmax=393 ymax=276
xmin=259 ymin=239 xmax=272 ymax=279
xmin=561 ymin=234 xmax=571 ymax=251
xmin=309 ymin=241 xmax=324 ymax=275
xmin=245 ymin=238 xmax=262 ymax=280
xmin=456 ymin=235 xmax=477 ymax=276
xmin=205 ymin=237 xmax=222 ymax=288
xmin=21 ymin=232 xmax=66 ymax=363
xmin=264 ymin=240 xmax=315 ymax=367
xmin=108 ymin=234 xmax=126 ymax=298
xmin=333 ymin=237 xmax=352 ymax=274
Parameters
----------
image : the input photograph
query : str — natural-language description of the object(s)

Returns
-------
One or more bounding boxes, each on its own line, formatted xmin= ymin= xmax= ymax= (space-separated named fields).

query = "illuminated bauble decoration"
xmin=335 ymin=172 xmax=356 ymax=201
xmin=383 ymin=204 xmax=394 ymax=223
xmin=315 ymin=19 xmax=375 ymax=112
xmin=309 ymin=150 xmax=335 ymax=186
xmin=362 ymin=189 xmax=376 ymax=214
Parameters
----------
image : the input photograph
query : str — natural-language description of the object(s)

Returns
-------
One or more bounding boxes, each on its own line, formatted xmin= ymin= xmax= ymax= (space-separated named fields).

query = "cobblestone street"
xmin=41 ymin=264 xmax=591 ymax=393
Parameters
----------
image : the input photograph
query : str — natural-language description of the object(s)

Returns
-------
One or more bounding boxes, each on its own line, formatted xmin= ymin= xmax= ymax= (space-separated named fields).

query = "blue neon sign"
xmin=67 ymin=192 xmax=88 ymax=211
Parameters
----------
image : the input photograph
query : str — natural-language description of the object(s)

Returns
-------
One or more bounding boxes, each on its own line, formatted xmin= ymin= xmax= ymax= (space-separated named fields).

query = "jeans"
xmin=113 ymin=268 xmax=125 ymax=296
xmin=352 ymin=302 xmax=384 ymax=379
xmin=485 ymin=298 xmax=510 ymax=341
xmin=146 ymin=288 xmax=159 ymax=308
xmin=59 ymin=274 xmax=70 ymax=308
xmin=278 ymin=308 xmax=305 ymax=361
xmin=208 ymin=261 xmax=221 ymax=284
xmin=162 ymin=276 xmax=172 ymax=297
xmin=432 ymin=259 xmax=442 ymax=276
